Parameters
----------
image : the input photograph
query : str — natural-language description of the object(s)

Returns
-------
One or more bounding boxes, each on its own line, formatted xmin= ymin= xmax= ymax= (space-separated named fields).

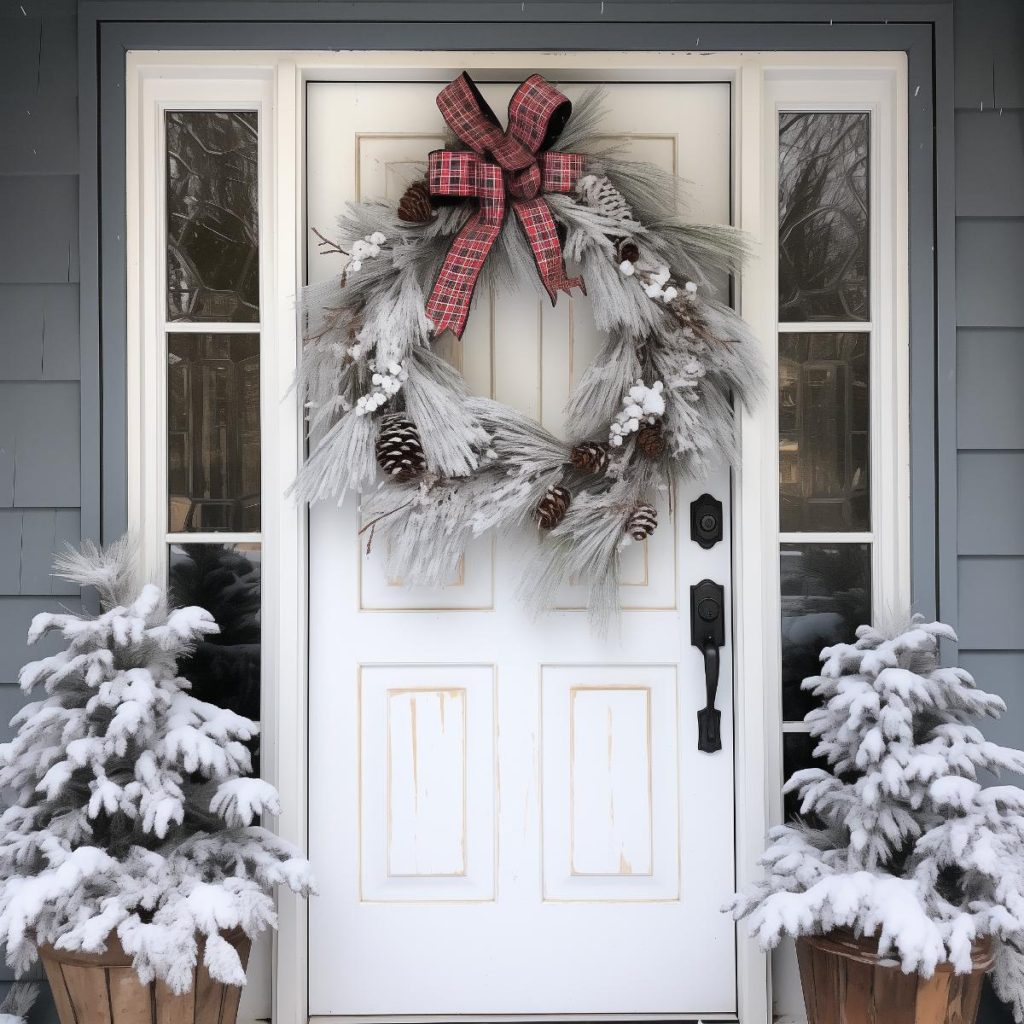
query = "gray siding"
xmin=954 ymin=0 xmax=1024 ymax=758
xmin=955 ymin=6 xmax=1024 ymax=1015
xmin=0 ymin=2 xmax=80 ymax=1009
xmin=0 ymin=0 xmax=1018 ymax=1021
xmin=0 ymin=0 xmax=82 ymax=668
xmin=0 ymin=0 xmax=82 ymax=697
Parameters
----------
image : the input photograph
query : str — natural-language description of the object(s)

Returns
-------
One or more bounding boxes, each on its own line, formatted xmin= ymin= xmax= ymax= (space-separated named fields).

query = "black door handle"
xmin=700 ymin=638 xmax=721 ymax=752
xmin=691 ymin=579 xmax=725 ymax=753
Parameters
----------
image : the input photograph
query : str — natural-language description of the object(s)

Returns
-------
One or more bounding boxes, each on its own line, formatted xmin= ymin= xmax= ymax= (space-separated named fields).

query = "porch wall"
xmin=0 ymin=0 xmax=1020 ymax=1021
xmin=952 ymin=2 xmax=1024 ymax=825
xmin=0 ymin=0 xmax=82 ymax=1014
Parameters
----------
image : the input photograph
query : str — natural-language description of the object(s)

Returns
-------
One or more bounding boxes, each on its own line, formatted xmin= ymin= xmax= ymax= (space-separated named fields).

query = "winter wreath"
xmin=296 ymin=72 xmax=764 ymax=627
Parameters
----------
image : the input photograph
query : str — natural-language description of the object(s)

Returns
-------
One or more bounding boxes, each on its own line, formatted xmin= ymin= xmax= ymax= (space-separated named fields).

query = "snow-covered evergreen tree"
xmin=727 ymin=617 xmax=1024 ymax=1021
xmin=0 ymin=539 xmax=314 ymax=994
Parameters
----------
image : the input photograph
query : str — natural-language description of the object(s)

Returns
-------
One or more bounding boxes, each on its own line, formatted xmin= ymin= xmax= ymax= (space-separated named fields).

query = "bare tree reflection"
xmin=166 ymin=111 xmax=259 ymax=322
xmin=779 ymin=112 xmax=869 ymax=321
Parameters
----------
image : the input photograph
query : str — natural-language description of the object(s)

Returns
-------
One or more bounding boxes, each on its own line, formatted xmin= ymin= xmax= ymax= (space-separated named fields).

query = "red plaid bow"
xmin=425 ymin=73 xmax=586 ymax=338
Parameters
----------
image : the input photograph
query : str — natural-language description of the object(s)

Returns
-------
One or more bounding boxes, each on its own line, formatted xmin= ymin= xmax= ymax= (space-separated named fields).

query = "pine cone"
xmin=617 ymin=239 xmax=640 ymax=264
xmin=376 ymin=414 xmax=427 ymax=482
xmin=535 ymin=485 xmax=571 ymax=530
xmin=569 ymin=441 xmax=610 ymax=476
xmin=398 ymin=180 xmax=434 ymax=223
xmin=636 ymin=422 xmax=666 ymax=458
xmin=578 ymin=174 xmax=635 ymax=226
xmin=626 ymin=503 xmax=658 ymax=542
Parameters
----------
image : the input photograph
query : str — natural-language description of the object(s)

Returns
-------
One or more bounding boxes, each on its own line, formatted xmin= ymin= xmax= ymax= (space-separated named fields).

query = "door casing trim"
xmin=99 ymin=16 xmax=937 ymax=1024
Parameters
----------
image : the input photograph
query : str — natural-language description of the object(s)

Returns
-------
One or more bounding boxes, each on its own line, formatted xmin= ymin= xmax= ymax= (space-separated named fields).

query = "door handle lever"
xmin=690 ymin=579 xmax=725 ymax=753
xmin=699 ymin=638 xmax=721 ymax=753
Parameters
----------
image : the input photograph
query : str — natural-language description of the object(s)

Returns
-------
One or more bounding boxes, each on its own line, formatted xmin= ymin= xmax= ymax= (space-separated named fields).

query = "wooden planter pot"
xmin=797 ymin=929 xmax=995 ymax=1024
xmin=39 ymin=930 xmax=252 ymax=1024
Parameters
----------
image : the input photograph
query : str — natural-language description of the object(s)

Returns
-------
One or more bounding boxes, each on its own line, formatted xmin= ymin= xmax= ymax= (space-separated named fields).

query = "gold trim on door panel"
xmin=358 ymin=664 xmax=498 ymax=904
xmin=568 ymin=684 xmax=654 ymax=878
xmin=357 ymin=535 xmax=496 ymax=611
xmin=593 ymin=132 xmax=679 ymax=176
xmin=354 ymin=132 xmax=446 ymax=201
xmin=539 ymin=665 xmax=681 ymax=903
xmin=385 ymin=686 xmax=469 ymax=879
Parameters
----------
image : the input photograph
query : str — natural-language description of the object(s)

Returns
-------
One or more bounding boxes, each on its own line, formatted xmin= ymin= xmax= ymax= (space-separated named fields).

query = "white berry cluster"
xmin=642 ymin=266 xmax=698 ymax=304
xmin=348 ymin=231 xmax=387 ymax=273
xmin=355 ymin=359 xmax=408 ymax=416
xmin=617 ymin=260 xmax=699 ymax=307
xmin=609 ymin=379 xmax=666 ymax=447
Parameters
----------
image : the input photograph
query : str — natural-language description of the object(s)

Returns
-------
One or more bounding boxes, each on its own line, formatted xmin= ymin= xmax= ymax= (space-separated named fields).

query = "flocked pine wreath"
xmin=295 ymin=73 xmax=765 ymax=628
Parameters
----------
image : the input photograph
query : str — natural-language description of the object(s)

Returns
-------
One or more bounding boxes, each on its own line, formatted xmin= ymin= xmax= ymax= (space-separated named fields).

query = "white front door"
xmin=307 ymin=75 xmax=737 ymax=1019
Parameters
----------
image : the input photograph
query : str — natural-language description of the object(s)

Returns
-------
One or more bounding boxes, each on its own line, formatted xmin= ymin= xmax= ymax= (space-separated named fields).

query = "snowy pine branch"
xmin=0 ymin=541 xmax=314 ymax=994
xmin=728 ymin=617 xmax=1024 ymax=1020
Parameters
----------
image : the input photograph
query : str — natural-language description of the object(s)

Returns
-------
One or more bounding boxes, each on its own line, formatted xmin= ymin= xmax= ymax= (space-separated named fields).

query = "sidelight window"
xmin=137 ymin=104 xmax=266 ymax=733
xmin=772 ymin=98 xmax=907 ymax=814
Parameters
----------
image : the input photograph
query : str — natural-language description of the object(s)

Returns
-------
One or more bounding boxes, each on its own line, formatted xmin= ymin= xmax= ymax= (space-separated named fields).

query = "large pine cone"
xmin=398 ymin=180 xmax=434 ymax=223
xmin=376 ymin=414 xmax=427 ymax=482
xmin=535 ymin=485 xmax=571 ymax=530
xmin=626 ymin=503 xmax=658 ymax=542
xmin=569 ymin=441 xmax=610 ymax=476
xmin=636 ymin=422 xmax=666 ymax=458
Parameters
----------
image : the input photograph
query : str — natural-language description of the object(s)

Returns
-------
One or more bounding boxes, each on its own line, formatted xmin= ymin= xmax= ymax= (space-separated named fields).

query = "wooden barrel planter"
xmin=39 ymin=930 xmax=252 ymax=1024
xmin=796 ymin=928 xmax=995 ymax=1024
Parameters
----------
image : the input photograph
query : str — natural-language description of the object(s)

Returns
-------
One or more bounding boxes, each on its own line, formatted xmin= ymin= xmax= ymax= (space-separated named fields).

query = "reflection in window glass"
xmin=783 ymin=731 xmax=830 ymax=823
xmin=166 ymin=111 xmax=259 ymax=322
xmin=779 ymin=112 xmax=869 ymax=322
xmin=168 ymin=333 xmax=260 ymax=533
xmin=781 ymin=543 xmax=870 ymax=720
xmin=169 ymin=543 xmax=261 ymax=757
xmin=779 ymin=333 xmax=869 ymax=532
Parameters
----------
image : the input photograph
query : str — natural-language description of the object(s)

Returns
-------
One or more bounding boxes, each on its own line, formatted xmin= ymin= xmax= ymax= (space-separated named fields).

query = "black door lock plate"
xmin=690 ymin=493 xmax=723 ymax=549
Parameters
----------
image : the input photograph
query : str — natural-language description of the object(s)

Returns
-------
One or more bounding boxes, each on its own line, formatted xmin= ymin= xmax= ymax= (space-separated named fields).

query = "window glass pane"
xmin=781 ymin=542 xmax=871 ymax=720
xmin=779 ymin=112 xmax=869 ymax=322
xmin=168 ymin=333 xmax=261 ymax=532
xmin=166 ymin=111 xmax=259 ymax=322
xmin=168 ymin=542 xmax=261 ymax=758
xmin=779 ymin=332 xmax=869 ymax=532
xmin=783 ymin=732 xmax=829 ymax=823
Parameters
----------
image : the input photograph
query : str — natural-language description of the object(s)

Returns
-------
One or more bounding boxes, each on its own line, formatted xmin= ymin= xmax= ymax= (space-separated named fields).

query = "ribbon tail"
xmin=511 ymin=197 xmax=584 ymax=306
xmin=425 ymin=212 xmax=502 ymax=339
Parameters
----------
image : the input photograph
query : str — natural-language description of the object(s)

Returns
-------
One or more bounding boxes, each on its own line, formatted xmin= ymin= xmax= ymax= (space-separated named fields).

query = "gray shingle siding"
xmin=954 ymin=6 xmax=1023 ymax=1017
xmin=0 ymin=1 xmax=82 ymax=685
xmin=0 ymin=2 xmax=80 ymax=1010
xmin=954 ymin=0 xmax=1024 ymax=744
xmin=0 ymin=0 xmax=1020 ymax=1020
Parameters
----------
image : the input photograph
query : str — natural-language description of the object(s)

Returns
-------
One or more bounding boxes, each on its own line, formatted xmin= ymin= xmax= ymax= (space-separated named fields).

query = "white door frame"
xmin=125 ymin=48 xmax=909 ymax=1024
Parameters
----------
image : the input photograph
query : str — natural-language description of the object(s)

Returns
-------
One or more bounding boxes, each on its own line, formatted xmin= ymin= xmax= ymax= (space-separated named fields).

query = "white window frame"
xmin=126 ymin=50 xmax=908 ymax=1024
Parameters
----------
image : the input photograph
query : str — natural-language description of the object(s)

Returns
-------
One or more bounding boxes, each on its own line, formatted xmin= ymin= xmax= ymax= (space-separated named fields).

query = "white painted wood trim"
xmin=732 ymin=56 xmax=774 ymax=1024
xmin=125 ymin=48 xmax=908 ymax=1024
xmin=126 ymin=57 xmax=294 ymax=1024
xmin=762 ymin=61 xmax=910 ymax=1023
xmin=765 ymin=64 xmax=912 ymax=660
xmin=126 ymin=65 xmax=273 ymax=583
xmin=265 ymin=57 xmax=309 ymax=1024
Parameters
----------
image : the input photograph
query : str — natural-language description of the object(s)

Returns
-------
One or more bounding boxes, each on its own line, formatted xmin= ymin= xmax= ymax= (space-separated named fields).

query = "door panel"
xmin=359 ymin=665 xmax=496 ymax=902
xmin=307 ymin=78 xmax=737 ymax=1019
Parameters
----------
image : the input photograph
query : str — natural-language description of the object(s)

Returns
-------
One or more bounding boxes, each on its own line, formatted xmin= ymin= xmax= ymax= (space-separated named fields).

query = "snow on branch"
xmin=0 ymin=540 xmax=314 ymax=993
xmin=727 ymin=617 xmax=1024 ymax=1022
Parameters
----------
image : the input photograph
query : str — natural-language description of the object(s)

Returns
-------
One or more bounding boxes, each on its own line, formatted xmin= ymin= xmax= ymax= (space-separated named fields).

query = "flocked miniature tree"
xmin=0 ymin=538 xmax=314 ymax=993
xmin=727 ymin=617 xmax=1024 ymax=1021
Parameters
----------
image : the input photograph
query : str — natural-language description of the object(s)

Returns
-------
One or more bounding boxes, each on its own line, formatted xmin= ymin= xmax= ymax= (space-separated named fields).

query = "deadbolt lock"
xmin=690 ymin=493 xmax=723 ymax=549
